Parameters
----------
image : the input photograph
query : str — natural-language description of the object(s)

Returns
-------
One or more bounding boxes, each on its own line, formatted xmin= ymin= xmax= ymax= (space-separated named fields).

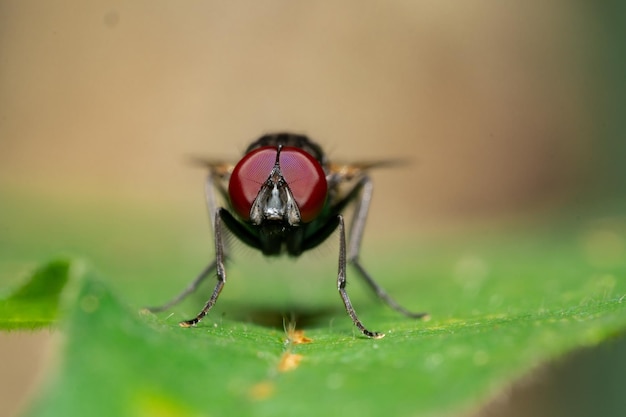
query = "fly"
xmin=148 ymin=133 xmax=428 ymax=338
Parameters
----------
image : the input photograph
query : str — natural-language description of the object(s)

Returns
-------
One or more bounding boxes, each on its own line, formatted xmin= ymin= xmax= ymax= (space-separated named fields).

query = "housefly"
xmin=148 ymin=133 xmax=427 ymax=338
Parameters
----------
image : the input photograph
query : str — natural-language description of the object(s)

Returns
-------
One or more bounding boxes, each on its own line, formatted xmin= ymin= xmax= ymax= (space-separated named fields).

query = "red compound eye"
xmin=279 ymin=146 xmax=328 ymax=222
xmin=229 ymin=146 xmax=327 ymax=223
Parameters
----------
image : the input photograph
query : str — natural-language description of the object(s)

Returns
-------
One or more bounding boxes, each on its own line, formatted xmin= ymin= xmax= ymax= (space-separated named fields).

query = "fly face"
xmin=148 ymin=133 xmax=428 ymax=339
xmin=228 ymin=144 xmax=327 ymax=228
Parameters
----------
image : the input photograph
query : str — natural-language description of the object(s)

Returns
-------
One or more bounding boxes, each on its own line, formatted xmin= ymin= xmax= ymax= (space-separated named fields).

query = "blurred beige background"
xmin=0 ymin=1 xmax=607 ymax=416
xmin=0 ymin=1 xmax=598 ymax=236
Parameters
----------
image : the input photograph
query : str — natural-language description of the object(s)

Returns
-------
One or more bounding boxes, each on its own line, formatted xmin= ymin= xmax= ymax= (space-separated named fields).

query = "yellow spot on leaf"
xmin=286 ymin=329 xmax=313 ymax=345
xmin=131 ymin=389 xmax=201 ymax=417
xmin=277 ymin=352 xmax=303 ymax=372
xmin=248 ymin=381 xmax=275 ymax=400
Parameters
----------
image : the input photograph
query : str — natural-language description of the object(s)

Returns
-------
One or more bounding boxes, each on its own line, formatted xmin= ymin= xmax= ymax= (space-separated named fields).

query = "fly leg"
xmin=145 ymin=173 xmax=223 ymax=314
xmin=145 ymin=261 xmax=216 ymax=313
xmin=337 ymin=215 xmax=384 ymax=339
xmin=180 ymin=208 xmax=227 ymax=327
xmin=347 ymin=176 xmax=428 ymax=319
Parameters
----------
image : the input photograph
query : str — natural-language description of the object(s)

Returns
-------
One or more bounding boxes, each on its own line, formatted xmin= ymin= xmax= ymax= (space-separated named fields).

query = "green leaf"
xmin=3 ymin=187 xmax=626 ymax=416
xmin=0 ymin=260 xmax=72 ymax=330
xmin=19 ymin=235 xmax=626 ymax=417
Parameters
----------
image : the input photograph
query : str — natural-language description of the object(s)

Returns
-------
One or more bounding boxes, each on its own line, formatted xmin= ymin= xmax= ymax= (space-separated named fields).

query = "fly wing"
xmin=325 ymin=159 xmax=411 ymax=207
xmin=327 ymin=159 xmax=410 ymax=183
xmin=187 ymin=156 xmax=234 ymax=178
xmin=187 ymin=156 xmax=236 ymax=207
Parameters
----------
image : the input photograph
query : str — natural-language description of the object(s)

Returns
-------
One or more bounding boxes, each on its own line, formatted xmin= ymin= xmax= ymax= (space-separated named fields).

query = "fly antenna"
xmin=275 ymin=144 xmax=283 ymax=166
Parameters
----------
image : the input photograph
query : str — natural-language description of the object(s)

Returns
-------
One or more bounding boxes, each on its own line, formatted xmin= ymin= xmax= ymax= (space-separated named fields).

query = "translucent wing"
xmin=187 ymin=156 xmax=234 ymax=178
xmin=327 ymin=159 xmax=410 ymax=188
